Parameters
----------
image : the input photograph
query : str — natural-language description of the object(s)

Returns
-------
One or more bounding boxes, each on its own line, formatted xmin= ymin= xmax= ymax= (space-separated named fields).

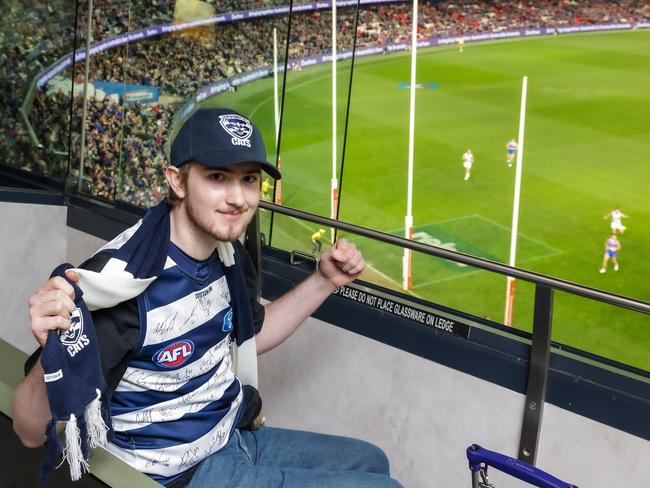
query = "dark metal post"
xmin=77 ymin=0 xmax=94 ymax=193
xmin=518 ymin=284 xmax=554 ymax=464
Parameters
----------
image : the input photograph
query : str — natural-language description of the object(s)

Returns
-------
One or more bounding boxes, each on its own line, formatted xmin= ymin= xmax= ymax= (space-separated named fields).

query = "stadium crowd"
xmin=2 ymin=0 xmax=649 ymax=204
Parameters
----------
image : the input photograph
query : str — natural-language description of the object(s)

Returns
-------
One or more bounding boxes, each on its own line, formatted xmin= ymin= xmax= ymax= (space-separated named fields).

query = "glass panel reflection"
xmin=553 ymin=290 xmax=649 ymax=372
xmin=2 ymin=0 xmax=646 ymax=371
xmin=1 ymin=1 xmax=78 ymax=181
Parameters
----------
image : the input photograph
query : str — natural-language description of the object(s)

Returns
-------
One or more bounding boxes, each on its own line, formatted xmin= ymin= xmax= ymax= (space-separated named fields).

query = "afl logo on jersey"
xmin=222 ymin=309 xmax=233 ymax=332
xmin=153 ymin=340 xmax=195 ymax=368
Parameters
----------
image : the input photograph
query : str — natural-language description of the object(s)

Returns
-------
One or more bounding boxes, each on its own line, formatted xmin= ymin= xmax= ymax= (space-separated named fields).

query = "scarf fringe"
xmin=64 ymin=414 xmax=90 ymax=481
xmin=85 ymin=388 xmax=109 ymax=449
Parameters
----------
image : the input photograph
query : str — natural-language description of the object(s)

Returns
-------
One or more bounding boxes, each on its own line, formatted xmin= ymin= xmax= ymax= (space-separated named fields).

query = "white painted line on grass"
xmin=249 ymin=73 xmax=333 ymax=119
xmin=473 ymin=214 xmax=562 ymax=254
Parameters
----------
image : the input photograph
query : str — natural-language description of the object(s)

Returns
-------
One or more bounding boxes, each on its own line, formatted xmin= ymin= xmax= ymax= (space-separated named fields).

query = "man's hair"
xmin=166 ymin=162 xmax=193 ymax=207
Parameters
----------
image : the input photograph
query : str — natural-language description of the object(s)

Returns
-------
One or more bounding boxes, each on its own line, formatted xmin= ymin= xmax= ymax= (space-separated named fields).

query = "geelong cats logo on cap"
xmin=153 ymin=340 xmax=195 ymax=368
xmin=219 ymin=114 xmax=252 ymax=147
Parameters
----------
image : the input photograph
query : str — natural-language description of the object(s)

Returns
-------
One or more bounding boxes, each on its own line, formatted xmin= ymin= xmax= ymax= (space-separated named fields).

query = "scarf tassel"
xmin=64 ymin=414 xmax=90 ymax=481
xmin=85 ymin=388 xmax=110 ymax=449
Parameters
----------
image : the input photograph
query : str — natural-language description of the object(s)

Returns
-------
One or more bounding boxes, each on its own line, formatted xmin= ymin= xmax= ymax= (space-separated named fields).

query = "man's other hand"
xmin=318 ymin=239 xmax=365 ymax=289
xmin=27 ymin=270 xmax=79 ymax=347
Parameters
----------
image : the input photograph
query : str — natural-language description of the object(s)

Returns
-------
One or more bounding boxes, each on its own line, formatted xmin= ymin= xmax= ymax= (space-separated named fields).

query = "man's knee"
xmin=346 ymin=438 xmax=391 ymax=475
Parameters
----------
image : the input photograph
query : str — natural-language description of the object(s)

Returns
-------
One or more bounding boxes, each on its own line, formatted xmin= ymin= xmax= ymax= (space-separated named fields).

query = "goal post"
xmin=504 ymin=75 xmax=528 ymax=326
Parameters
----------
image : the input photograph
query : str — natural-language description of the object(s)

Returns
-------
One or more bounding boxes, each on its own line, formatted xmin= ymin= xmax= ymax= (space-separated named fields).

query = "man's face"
xmin=182 ymin=162 xmax=261 ymax=242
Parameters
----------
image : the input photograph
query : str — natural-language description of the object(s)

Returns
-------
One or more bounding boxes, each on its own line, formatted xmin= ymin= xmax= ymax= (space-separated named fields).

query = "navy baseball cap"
xmin=169 ymin=108 xmax=281 ymax=179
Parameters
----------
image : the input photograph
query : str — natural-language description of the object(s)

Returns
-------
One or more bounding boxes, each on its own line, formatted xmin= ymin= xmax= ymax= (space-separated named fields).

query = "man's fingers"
xmin=32 ymin=316 xmax=71 ymax=347
xmin=65 ymin=269 xmax=80 ymax=283
xmin=29 ymin=300 xmax=74 ymax=321
xmin=330 ymin=239 xmax=356 ymax=261
xmin=340 ymin=252 xmax=364 ymax=274
xmin=345 ymin=257 xmax=366 ymax=276
xmin=329 ymin=239 xmax=364 ymax=275
xmin=37 ymin=276 xmax=76 ymax=300
xmin=29 ymin=289 xmax=76 ymax=313
xmin=33 ymin=315 xmax=71 ymax=334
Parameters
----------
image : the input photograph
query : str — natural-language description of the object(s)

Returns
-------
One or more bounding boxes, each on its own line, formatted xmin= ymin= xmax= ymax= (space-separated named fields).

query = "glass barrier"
xmin=2 ymin=0 xmax=648 ymax=370
xmin=0 ymin=0 xmax=79 ymax=182
xmin=553 ymin=290 xmax=649 ymax=372
xmin=269 ymin=4 xmax=358 ymax=220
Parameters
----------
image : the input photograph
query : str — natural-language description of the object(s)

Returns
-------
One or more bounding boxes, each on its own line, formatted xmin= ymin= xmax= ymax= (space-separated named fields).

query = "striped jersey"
xmin=105 ymin=242 xmax=244 ymax=485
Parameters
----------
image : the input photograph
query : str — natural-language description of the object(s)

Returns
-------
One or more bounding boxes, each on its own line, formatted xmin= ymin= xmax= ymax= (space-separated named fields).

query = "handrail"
xmin=259 ymin=201 xmax=650 ymax=315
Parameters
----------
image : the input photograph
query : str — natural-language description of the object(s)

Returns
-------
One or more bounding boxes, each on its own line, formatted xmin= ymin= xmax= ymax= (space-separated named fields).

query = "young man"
xmin=462 ymin=149 xmax=474 ymax=181
xmin=600 ymin=234 xmax=621 ymax=273
xmin=604 ymin=208 xmax=629 ymax=234
xmin=12 ymin=108 xmax=401 ymax=488
xmin=506 ymin=138 xmax=518 ymax=166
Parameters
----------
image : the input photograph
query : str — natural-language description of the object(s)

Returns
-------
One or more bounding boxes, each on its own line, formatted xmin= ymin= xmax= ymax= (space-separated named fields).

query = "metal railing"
xmin=260 ymin=200 xmax=649 ymax=465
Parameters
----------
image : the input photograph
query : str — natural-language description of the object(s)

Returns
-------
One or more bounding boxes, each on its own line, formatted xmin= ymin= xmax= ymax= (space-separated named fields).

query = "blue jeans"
xmin=185 ymin=426 xmax=403 ymax=488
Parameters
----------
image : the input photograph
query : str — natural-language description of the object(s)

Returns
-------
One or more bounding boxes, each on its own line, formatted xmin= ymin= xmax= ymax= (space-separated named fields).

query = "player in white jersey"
xmin=604 ymin=208 xmax=629 ymax=234
xmin=506 ymin=139 xmax=518 ymax=166
xmin=600 ymin=234 xmax=621 ymax=273
xmin=462 ymin=149 xmax=474 ymax=181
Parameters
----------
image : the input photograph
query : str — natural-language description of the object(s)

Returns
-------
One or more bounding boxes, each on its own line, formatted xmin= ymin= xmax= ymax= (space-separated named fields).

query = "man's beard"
xmin=184 ymin=194 xmax=252 ymax=242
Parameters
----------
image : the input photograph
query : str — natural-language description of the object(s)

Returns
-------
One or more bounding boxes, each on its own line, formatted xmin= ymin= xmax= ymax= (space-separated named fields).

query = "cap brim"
xmin=190 ymin=152 xmax=282 ymax=180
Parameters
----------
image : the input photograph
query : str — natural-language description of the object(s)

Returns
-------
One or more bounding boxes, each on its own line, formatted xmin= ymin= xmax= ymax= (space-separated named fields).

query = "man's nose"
xmin=225 ymin=181 xmax=245 ymax=206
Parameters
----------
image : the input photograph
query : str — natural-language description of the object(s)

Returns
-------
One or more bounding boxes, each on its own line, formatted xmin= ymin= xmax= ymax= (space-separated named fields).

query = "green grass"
xmin=211 ymin=31 xmax=650 ymax=371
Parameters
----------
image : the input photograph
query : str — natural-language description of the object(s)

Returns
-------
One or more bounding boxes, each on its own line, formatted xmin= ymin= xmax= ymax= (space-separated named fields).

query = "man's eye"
xmin=245 ymin=175 xmax=260 ymax=183
xmin=209 ymin=173 xmax=225 ymax=181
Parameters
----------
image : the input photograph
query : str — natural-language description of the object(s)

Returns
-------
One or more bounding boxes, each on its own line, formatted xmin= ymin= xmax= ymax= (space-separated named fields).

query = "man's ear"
xmin=165 ymin=165 xmax=186 ymax=200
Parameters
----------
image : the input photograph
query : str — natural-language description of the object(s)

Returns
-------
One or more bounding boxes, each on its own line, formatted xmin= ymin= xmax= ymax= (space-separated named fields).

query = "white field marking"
xmin=391 ymin=214 xmax=560 ymax=257
xmin=419 ymin=213 xmax=478 ymax=228
xmin=386 ymin=213 xmax=478 ymax=238
xmin=402 ymin=213 xmax=563 ymax=288
xmin=472 ymin=214 xmax=562 ymax=255
xmin=286 ymin=215 xmax=422 ymax=298
xmin=411 ymin=250 xmax=564 ymax=289
xmin=249 ymin=73 xmax=333 ymax=119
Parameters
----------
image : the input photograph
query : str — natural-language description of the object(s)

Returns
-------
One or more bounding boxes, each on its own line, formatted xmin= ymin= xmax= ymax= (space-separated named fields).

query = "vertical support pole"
xmin=77 ymin=0 xmax=94 ymax=193
xmin=331 ymin=0 xmax=338 ymax=241
xmin=402 ymin=0 xmax=419 ymax=291
xmin=518 ymin=284 xmax=554 ymax=465
xmin=504 ymin=75 xmax=528 ymax=325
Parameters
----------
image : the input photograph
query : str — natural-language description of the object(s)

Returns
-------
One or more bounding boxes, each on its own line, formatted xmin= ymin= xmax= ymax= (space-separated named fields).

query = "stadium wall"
xmin=1 ymin=195 xmax=647 ymax=487
xmin=0 ymin=199 xmax=67 ymax=353
xmin=258 ymin=313 xmax=649 ymax=488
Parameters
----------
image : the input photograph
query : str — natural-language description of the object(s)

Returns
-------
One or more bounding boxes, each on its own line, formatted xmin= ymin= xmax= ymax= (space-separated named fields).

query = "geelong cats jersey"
xmin=105 ymin=243 xmax=244 ymax=484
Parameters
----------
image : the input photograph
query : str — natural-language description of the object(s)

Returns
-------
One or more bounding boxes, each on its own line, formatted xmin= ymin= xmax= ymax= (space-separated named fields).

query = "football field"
xmin=212 ymin=31 xmax=650 ymax=370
